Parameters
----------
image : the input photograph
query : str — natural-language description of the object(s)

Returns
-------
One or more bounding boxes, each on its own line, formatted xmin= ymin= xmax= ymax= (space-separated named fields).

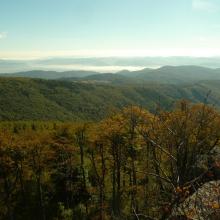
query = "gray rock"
xmin=171 ymin=181 xmax=220 ymax=220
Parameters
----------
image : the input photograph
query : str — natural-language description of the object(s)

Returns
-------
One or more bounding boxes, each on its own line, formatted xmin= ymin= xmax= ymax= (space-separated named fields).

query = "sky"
xmin=0 ymin=0 xmax=220 ymax=59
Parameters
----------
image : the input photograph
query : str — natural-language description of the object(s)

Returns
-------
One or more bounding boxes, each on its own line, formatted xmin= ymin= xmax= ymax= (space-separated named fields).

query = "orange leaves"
xmin=211 ymin=202 xmax=220 ymax=209
xmin=175 ymin=185 xmax=191 ymax=202
xmin=176 ymin=186 xmax=183 ymax=194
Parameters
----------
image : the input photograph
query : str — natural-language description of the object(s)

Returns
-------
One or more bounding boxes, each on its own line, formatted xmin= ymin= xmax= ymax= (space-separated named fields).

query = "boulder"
xmin=171 ymin=181 xmax=220 ymax=220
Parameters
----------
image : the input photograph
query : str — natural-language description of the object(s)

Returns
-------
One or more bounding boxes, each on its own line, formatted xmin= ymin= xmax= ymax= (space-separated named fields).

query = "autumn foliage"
xmin=0 ymin=101 xmax=220 ymax=219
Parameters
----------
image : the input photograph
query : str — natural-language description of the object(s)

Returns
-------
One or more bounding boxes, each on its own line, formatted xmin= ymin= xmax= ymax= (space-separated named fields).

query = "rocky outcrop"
xmin=171 ymin=181 xmax=220 ymax=219
xmin=170 ymin=146 xmax=220 ymax=220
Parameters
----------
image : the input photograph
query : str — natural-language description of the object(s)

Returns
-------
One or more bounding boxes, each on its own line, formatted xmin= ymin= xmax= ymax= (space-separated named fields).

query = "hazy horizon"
xmin=1 ymin=56 xmax=220 ymax=73
xmin=1 ymin=0 xmax=220 ymax=72
xmin=1 ymin=0 xmax=220 ymax=60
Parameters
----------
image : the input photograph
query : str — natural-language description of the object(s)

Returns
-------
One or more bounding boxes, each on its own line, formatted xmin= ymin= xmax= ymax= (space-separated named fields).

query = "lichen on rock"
xmin=171 ymin=181 xmax=220 ymax=220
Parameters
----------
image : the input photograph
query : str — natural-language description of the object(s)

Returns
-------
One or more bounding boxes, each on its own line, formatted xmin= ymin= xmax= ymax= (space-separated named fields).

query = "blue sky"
xmin=0 ymin=0 xmax=220 ymax=58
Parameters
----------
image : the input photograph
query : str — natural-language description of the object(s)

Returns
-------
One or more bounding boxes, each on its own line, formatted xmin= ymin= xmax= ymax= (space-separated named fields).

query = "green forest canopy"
xmin=0 ymin=77 xmax=220 ymax=121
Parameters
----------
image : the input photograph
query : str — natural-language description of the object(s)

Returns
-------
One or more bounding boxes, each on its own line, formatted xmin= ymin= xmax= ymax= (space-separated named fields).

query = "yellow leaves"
xmin=186 ymin=208 xmax=196 ymax=219
xmin=98 ymin=106 xmax=154 ymax=138
xmin=211 ymin=202 xmax=220 ymax=209
xmin=176 ymin=186 xmax=182 ymax=193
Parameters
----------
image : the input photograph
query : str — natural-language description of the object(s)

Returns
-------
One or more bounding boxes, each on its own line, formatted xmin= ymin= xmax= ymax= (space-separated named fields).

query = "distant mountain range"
xmin=118 ymin=65 xmax=220 ymax=84
xmin=2 ymin=65 xmax=220 ymax=84
xmin=1 ymin=70 xmax=99 ymax=79
xmin=1 ymin=56 xmax=220 ymax=73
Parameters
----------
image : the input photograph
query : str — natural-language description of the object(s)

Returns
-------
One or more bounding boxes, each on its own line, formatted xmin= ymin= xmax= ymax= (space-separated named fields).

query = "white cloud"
xmin=192 ymin=0 xmax=219 ymax=12
xmin=0 ymin=32 xmax=7 ymax=39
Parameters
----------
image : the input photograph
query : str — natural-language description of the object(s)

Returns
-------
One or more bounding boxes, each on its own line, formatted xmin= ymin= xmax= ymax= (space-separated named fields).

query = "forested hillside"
xmin=1 ymin=77 xmax=220 ymax=121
